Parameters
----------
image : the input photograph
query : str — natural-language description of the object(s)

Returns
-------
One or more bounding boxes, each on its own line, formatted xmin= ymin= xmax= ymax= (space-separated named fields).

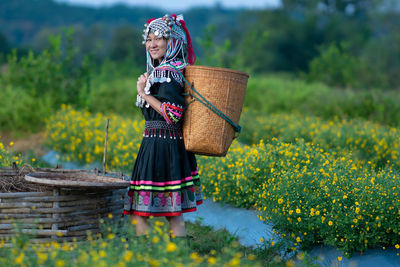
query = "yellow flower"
xmin=296 ymin=252 xmax=305 ymax=261
xmin=152 ymin=236 xmax=159 ymax=243
xmin=56 ymin=260 xmax=65 ymax=267
xmin=166 ymin=242 xmax=177 ymax=252
xmin=328 ymin=221 xmax=333 ymax=226
xmin=338 ymin=256 xmax=342 ymax=261
xmin=208 ymin=257 xmax=216 ymax=264
xmin=296 ymin=208 xmax=301 ymax=214
xmin=107 ymin=233 xmax=115 ymax=239
xmin=286 ymin=259 xmax=295 ymax=267
xmin=396 ymin=244 xmax=400 ymax=249
xmin=123 ymin=251 xmax=133 ymax=262
xmin=15 ymin=253 xmax=24 ymax=264
xmin=9 ymin=142 xmax=14 ymax=146
xmin=278 ymin=198 xmax=283 ymax=204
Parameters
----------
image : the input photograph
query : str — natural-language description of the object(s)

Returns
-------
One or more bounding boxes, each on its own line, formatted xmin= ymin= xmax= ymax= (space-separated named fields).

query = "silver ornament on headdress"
xmin=137 ymin=14 xmax=191 ymax=108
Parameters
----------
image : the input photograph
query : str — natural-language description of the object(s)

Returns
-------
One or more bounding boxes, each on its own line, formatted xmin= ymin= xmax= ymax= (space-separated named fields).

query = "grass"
xmin=0 ymin=216 xmax=290 ymax=267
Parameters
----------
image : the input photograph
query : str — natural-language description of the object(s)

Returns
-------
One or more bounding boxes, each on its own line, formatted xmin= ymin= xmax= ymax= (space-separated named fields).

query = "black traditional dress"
xmin=123 ymin=67 xmax=203 ymax=217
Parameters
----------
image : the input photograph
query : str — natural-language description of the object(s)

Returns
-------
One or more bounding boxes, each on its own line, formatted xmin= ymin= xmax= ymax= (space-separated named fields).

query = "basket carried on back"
xmin=183 ymin=65 xmax=249 ymax=156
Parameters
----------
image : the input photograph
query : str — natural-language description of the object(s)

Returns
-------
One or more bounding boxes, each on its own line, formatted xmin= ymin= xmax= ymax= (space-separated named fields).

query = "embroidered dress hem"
xmin=123 ymin=201 xmax=202 ymax=217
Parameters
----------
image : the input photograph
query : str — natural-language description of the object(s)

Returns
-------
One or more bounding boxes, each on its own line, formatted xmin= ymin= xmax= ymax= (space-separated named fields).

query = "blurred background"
xmin=0 ymin=0 xmax=399 ymax=134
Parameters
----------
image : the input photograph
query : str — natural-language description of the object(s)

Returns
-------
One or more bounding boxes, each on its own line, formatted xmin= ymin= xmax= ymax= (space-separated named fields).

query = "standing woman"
xmin=123 ymin=14 xmax=202 ymax=239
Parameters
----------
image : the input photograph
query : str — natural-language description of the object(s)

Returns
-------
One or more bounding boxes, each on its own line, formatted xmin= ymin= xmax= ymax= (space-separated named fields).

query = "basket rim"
xmin=25 ymin=172 xmax=130 ymax=189
xmin=185 ymin=65 xmax=249 ymax=78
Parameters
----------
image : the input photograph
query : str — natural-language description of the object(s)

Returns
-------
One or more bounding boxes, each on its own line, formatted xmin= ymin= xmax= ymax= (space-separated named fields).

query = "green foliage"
xmin=0 ymin=31 xmax=9 ymax=63
xmin=2 ymin=28 xmax=92 ymax=108
xmin=109 ymin=25 xmax=145 ymax=66
xmin=45 ymin=106 xmax=144 ymax=170
xmin=243 ymin=75 xmax=400 ymax=127
xmin=306 ymin=43 xmax=361 ymax=88
xmin=239 ymin=112 xmax=400 ymax=169
xmin=282 ymin=0 xmax=382 ymax=18
xmin=0 ymin=85 xmax=52 ymax=133
xmin=0 ymin=218 xmax=264 ymax=266
xmin=196 ymin=25 xmax=239 ymax=69
xmin=87 ymin=60 xmax=142 ymax=116
xmin=200 ymin=139 xmax=400 ymax=255
xmin=357 ymin=33 xmax=400 ymax=89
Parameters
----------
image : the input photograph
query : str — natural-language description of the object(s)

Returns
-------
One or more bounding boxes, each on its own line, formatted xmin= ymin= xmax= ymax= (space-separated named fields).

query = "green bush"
xmin=200 ymin=139 xmax=400 ymax=255
xmin=243 ymin=75 xmax=400 ymax=127
xmin=87 ymin=60 xmax=142 ymax=116
xmin=306 ymin=42 xmax=361 ymax=88
xmin=1 ymin=28 xmax=92 ymax=108
xmin=0 ymin=85 xmax=52 ymax=132
xmin=239 ymin=112 xmax=400 ymax=169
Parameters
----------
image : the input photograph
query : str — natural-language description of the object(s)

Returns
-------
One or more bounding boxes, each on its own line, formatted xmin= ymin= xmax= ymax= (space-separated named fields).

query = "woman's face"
xmin=146 ymin=32 xmax=168 ymax=62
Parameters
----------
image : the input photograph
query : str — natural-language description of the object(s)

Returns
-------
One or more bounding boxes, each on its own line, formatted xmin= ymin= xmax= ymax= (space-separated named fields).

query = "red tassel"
xmin=179 ymin=20 xmax=196 ymax=65
xmin=171 ymin=14 xmax=177 ymax=21
xmin=147 ymin=18 xmax=155 ymax=24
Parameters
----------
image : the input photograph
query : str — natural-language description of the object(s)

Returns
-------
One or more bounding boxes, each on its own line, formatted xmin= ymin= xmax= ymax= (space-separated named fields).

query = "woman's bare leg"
xmin=131 ymin=215 xmax=150 ymax=236
xmin=166 ymin=215 xmax=186 ymax=237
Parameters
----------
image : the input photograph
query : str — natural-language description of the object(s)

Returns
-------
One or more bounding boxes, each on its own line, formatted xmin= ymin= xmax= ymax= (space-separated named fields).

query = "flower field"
xmin=45 ymin=105 xmax=144 ymax=169
xmin=239 ymin=112 xmax=400 ymax=169
xmin=0 ymin=217 xmax=261 ymax=267
xmin=45 ymin=107 xmax=400 ymax=255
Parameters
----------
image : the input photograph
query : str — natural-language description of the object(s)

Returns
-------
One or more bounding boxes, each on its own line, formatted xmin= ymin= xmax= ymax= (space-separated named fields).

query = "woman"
xmin=123 ymin=14 xmax=202 ymax=239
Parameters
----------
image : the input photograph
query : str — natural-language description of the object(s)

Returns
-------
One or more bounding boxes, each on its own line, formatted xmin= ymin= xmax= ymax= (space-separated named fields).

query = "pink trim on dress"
xmin=130 ymin=176 xmax=194 ymax=186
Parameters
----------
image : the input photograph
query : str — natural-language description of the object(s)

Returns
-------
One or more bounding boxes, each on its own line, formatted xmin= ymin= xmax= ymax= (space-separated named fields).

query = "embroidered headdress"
xmin=137 ymin=14 xmax=196 ymax=107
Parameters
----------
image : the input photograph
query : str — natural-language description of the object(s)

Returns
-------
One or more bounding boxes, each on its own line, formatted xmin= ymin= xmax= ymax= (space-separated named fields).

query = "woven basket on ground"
xmin=183 ymin=65 xmax=249 ymax=156
xmin=0 ymin=167 xmax=129 ymax=245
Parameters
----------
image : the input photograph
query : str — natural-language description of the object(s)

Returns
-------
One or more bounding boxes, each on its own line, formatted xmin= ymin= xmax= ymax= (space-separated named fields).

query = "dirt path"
xmin=0 ymin=132 xmax=48 ymax=157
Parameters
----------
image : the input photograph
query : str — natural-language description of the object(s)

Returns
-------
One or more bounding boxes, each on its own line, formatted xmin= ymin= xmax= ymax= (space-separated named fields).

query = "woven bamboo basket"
xmin=183 ymin=65 xmax=249 ymax=156
xmin=0 ymin=167 xmax=129 ymax=245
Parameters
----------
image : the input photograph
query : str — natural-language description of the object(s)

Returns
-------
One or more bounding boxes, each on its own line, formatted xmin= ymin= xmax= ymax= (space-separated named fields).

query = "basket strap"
xmin=171 ymin=65 xmax=242 ymax=133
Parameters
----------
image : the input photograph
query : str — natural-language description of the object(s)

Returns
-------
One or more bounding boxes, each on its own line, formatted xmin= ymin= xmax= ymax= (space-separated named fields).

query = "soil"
xmin=0 ymin=132 xmax=48 ymax=157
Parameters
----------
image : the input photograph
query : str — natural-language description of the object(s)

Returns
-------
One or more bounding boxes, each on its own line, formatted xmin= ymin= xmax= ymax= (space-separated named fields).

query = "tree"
xmin=109 ymin=25 xmax=144 ymax=66
xmin=0 ymin=32 xmax=10 ymax=62
xmin=282 ymin=0 xmax=382 ymax=17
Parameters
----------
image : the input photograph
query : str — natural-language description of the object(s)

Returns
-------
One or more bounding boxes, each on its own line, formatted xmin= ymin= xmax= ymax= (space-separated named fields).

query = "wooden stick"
xmin=52 ymin=188 xmax=60 ymax=239
xmin=102 ymin=119 xmax=110 ymax=175
xmin=0 ymin=192 xmax=52 ymax=198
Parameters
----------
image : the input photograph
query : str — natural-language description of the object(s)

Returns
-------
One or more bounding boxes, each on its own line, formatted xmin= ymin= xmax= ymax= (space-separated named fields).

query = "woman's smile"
xmin=146 ymin=32 xmax=168 ymax=62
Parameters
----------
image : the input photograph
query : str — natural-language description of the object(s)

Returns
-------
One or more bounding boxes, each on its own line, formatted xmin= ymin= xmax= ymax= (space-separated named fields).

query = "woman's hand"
xmin=137 ymin=73 xmax=149 ymax=97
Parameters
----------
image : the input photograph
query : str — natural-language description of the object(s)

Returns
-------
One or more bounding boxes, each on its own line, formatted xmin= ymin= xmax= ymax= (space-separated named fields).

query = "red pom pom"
xmin=147 ymin=18 xmax=155 ymax=24
xmin=179 ymin=20 xmax=196 ymax=65
xmin=171 ymin=14 xmax=177 ymax=21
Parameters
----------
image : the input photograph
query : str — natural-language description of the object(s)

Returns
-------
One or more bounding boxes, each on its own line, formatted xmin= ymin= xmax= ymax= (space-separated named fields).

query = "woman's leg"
xmin=131 ymin=214 xmax=150 ymax=236
xmin=166 ymin=215 xmax=186 ymax=237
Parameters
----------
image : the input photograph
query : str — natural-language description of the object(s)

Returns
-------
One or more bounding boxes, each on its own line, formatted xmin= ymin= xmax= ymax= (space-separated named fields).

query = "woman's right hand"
xmin=137 ymin=73 xmax=149 ymax=96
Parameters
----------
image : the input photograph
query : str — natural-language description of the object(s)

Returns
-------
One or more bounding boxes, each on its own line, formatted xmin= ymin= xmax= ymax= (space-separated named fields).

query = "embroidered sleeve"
xmin=161 ymin=102 xmax=184 ymax=124
xmin=157 ymin=75 xmax=185 ymax=124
